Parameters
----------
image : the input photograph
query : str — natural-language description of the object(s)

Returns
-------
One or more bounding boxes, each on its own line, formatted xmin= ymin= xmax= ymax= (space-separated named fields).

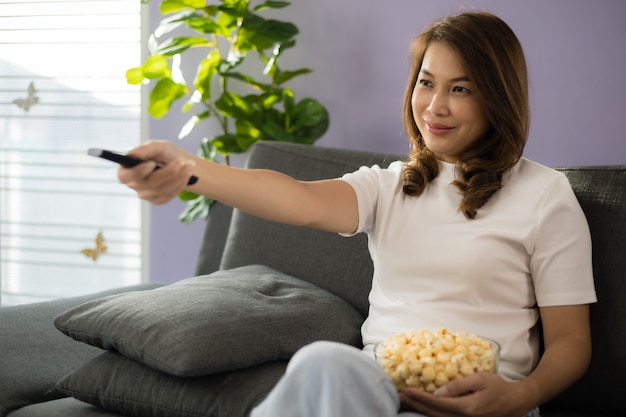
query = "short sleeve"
xmin=531 ymin=174 xmax=596 ymax=306
xmin=340 ymin=161 xmax=404 ymax=236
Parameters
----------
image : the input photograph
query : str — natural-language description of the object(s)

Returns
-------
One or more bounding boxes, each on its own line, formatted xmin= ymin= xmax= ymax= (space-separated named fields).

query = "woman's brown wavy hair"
xmin=402 ymin=11 xmax=529 ymax=219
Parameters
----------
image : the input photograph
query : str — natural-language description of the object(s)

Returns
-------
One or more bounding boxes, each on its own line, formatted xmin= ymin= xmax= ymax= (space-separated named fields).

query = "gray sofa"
xmin=1 ymin=142 xmax=624 ymax=417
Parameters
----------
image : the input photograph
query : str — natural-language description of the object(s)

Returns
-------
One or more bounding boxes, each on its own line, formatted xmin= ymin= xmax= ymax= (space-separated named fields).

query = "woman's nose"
xmin=427 ymin=93 xmax=450 ymax=117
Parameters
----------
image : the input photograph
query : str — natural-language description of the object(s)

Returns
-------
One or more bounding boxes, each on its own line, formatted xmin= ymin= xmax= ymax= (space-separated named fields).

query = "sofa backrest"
xmin=542 ymin=165 xmax=626 ymax=415
xmin=195 ymin=142 xmax=626 ymax=414
xmin=210 ymin=142 xmax=402 ymax=318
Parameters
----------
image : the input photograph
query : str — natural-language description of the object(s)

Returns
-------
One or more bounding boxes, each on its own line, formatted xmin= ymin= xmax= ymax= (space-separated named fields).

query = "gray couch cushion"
xmin=0 ymin=284 xmax=162 ymax=417
xmin=220 ymin=142 xmax=402 ymax=318
xmin=7 ymin=397 xmax=123 ymax=417
xmin=54 ymin=351 xmax=286 ymax=417
xmin=54 ymin=265 xmax=363 ymax=377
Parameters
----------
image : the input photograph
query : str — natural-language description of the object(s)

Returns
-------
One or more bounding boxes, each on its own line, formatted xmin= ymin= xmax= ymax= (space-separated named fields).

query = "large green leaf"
xmin=210 ymin=130 xmax=258 ymax=154
xmin=215 ymin=92 xmax=256 ymax=119
xmin=235 ymin=119 xmax=263 ymax=140
xmin=194 ymin=51 xmax=221 ymax=101
xmin=263 ymin=120 xmax=294 ymax=142
xmin=148 ymin=78 xmax=188 ymax=118
xmin=260 ymin=92 xmax=282 ymax=109
xmin=222 ymin=72 xmax=272 ymax=92
xmin=211 ymin=133 xmax=245 ymax=154
xmin=157 ymin=36 xmax=211 ymax=56
xmin=141 ymin=54 xmax=172 ymax=79
xmin=126 ymin=67 xmax=144 ymax=85
xmin=178 ymin=110 xmax=210 ymax=139
xmin=263 ymin=40 xmax=295 ymax=77
xmin=288 ymin=98 xmax=330 ymax=143
xmin=214 ymin=7 xmax=238 ymax=37
xmin=184 ymin=12 xmax=224 ymax=35
xmin=154 ymin=10 xmax=192 ymax=37
xmin=254 ymin=1 xmax=291 ymax=12
xmin=282 ymin=87 xmax=295 ymax=113
xmin=237 ymin=16 xmax=298 ymax=52
xmin=274 ymin=68 xmax=311 ymax=85
xmin=218 ymin=0 xmax=249 ymax=18
xmin=156 ymin=10 xmax=221 ymax=37
xmin=126 ymin=52 xmax=172 ymax=86
xmin=178 ymin=189 xmax=200 ymax=202
xmin=160 ymin=0 xmax=206 ymax=14
xmin=178 ymin=194 xmax=213 ymax=224
xmin=292 ymin=98 xmax=329 ymax=128
xmin=233 ymin=124 xmax=260 ymax=151
xmin=199 ymin=138 xmax=219 ymax=162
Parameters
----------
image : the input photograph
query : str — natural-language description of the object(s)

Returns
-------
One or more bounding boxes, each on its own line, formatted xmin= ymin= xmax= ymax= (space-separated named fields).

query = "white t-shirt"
xmin=341 ymin=158 xmax=597 ymax=380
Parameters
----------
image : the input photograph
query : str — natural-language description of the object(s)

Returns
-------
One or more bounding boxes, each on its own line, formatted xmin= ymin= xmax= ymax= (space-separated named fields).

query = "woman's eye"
xmin=418 ymin=79 xmax=433 ymax=88
xmin=452 ymin=86 xmax=468 ymax=93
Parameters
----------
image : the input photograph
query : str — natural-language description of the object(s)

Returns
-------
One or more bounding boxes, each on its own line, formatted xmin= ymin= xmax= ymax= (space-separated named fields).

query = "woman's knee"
xmin=286 ymin=340 xmax=393 ymax=388
xmin=287 ymin=341 xmax=360 ymax=373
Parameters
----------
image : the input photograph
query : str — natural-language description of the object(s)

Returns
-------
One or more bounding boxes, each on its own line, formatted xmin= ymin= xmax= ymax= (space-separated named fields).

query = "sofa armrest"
xmin=195 ymin=201 xmax=233 ymax=276
xmin=0 ymin=284 xmax=162 ymax=417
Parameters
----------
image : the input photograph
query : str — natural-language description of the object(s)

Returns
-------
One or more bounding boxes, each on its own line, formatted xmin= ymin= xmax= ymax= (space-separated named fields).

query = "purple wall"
xmin=148 ymin=0 xmax=626 ymax=284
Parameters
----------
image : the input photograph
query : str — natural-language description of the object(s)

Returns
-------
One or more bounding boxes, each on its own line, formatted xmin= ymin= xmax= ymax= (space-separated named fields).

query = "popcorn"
xmin=375 ymin=328 xmax=499 ymax=392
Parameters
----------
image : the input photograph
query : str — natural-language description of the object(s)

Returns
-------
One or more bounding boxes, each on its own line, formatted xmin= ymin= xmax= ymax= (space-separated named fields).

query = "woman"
xmin=119 ymin=11 xmax=596 ymax=417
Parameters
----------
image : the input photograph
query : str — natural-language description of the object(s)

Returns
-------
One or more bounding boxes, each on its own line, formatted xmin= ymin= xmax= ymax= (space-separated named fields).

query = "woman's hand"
xmin=117 ymin=140 xmax=195 ymax=205
xmin=399 ymin=372 xmax=532 ymax=417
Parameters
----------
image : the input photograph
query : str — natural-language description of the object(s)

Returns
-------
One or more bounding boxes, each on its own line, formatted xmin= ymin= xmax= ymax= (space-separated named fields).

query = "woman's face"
xmin=412 ymin=42 xmax=490 ymax=163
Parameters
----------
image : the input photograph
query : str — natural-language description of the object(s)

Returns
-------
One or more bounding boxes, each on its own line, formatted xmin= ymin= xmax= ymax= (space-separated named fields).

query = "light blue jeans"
xmin=251 ymin=341 xmax=541 ymax=417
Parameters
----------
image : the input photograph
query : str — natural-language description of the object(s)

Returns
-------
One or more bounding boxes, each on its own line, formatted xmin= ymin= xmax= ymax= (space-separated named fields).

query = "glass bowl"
xmin=374 ymin=329 xmax=500 ymax=393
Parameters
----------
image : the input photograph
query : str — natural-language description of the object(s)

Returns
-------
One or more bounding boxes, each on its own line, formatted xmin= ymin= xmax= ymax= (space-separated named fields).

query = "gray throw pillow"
xmin=54 ymin=265 xmax=363 ymax=377
xmin=55 ymin=351 xmax=287 ymax=417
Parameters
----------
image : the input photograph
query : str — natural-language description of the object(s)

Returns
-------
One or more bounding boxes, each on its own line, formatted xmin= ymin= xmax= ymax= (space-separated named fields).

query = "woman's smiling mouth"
xmin=425 ymin=121 xmax=455 ymax=135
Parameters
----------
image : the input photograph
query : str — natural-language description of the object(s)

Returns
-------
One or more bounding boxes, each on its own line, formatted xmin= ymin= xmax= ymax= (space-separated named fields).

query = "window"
xmin=0 ymin=0 xmax=145 ymax=305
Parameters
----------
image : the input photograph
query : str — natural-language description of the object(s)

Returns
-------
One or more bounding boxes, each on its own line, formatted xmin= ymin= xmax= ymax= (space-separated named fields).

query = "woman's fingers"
xmin=136 ymin=159 xmax=195 ymax=204
xmin=117 ymin=141 xmax=195 ymax=205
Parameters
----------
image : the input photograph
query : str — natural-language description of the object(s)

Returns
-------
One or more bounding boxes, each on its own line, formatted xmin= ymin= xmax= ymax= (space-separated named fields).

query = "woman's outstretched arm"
xmin=118 ymin=140 xmax=359 ymax=234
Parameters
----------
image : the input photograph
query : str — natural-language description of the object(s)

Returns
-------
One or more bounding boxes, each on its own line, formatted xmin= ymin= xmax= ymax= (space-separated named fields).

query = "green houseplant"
xmin=127 ymin=0 xmax=329 ymax=223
